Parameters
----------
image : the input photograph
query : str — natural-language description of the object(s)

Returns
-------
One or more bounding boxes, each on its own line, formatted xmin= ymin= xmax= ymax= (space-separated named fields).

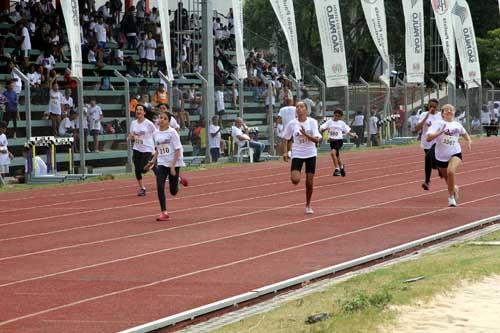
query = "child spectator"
xmin=2 ymin=80 xmax=19 ymax=138
xmin=137 ymin=32 xmax=146 ymax=74
xmin=209 ymin=115 xmax=222 ymax=162
xmin=88 ymin=98 xmax=103 ymax=152
xmin=46 ymin=82 xmax=63 ymax=136
xmin=0 ymin=121 xmax=14 ymax=177
xmin=152 ymin=84 xmax=169 ymax=107
xmin=58 ymin=109 xmax=76 ymax=137
xmin=215 ymin=85 xmax=225 ymax=126
xmin=144 ymin=31 xmax=157 ymax=77
xmin=27 ymin=64 xmax=42 ymax=88
xmin=61 ymin=89 xmax=74 ymax=108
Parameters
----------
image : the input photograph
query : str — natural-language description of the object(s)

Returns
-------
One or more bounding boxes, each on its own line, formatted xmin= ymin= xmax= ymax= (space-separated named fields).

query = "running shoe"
xmin=137 ymin=188 xmax=146 ymax=196
xmin=421 ymin=182 xmax=430 ymax=191
xmin=454 ymin=185 xmax=459 ymax=202
xmin=340 ymin=165 xmax=346 ymax=177
xmin=448 ymin=196 xmax=457 ymax=207
xmin=180 ymin=176 xmax=189 ymax=187
xmin=333 ymin=169 xmax=341 ymax=177
xmin=305 ymin=206 xmax=314 ymax=214
xmin=156 ymin=212 xmax=170 ymax=221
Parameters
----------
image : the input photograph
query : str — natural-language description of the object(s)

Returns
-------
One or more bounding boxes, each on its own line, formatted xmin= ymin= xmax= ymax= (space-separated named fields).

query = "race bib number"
xmin=329 ymin=130 xmax=341 ymax=138
xmin=442 ymin=135 xmax=457 ymax=146
xmin=158 ymin=143 xmax=170 ymax=155
xmin=135 ymin=136 xmax=144 ymax=145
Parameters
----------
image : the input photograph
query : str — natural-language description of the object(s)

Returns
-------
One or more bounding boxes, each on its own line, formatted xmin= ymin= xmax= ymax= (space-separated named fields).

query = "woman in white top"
xmin=426 ymin=104 xmax=471 ymax=207
xmin=281 ymin=101 xmax=322 ymax=214
xmin=47 ymin=82 xmax=63 ymax=136
xmin=144 ymin=31 xmax=157 ymax=76
xmin=128 ymin=104 xmax=157 ymax=196
xmin=320 ymin=108 xmax=358 ymax=177
xmin=144 ymin=112 xmax=188 ymax=221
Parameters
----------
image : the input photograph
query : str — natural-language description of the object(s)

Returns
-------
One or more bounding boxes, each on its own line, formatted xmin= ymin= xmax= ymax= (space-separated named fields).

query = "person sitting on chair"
xmin=231 ymin=117 xmax=265 ymax=162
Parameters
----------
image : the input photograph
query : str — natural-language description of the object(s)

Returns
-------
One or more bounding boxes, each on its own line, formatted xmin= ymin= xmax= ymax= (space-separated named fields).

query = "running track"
xmin=1 ymin=137 xmax=500 ymax=332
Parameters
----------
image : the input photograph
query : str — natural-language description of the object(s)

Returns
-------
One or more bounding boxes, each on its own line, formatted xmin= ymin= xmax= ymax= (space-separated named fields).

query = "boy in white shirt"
xmin=320 ymin=109 xmax=358 ymax=177
xmin=58 ymin=110 xmax=76 ymax=137
xmin=87 ymin=97 xmax=103 ymax=152
xmin=209 ymin=115 xmax=222 ymax=162
xmin=426 ymin=104 xmax=471 ymax=207
xmin=281 ymin=101 xmax=322 ymax=214
xmin=0 ymin=122 xmax=14 ymax=178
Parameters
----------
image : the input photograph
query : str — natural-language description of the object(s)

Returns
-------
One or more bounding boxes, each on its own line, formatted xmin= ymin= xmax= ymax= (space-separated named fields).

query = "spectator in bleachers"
xmin=136 ymin=0 xmax=146 ymax=31
xmin=75 ymin=106 xmax=90 ymax=153
xmin=174 ymin=1 xmax=189 ymax=31
xmin=121 ymin=6 xmax=138 ymax=50
xmin=152 ymin=84 xmax=169 ymax=107
xmin=7 ymin=61 xmax=22 ymax=95
xmin=215 ymin=85 xmax=225 ymax=126
xmin=98 ymin=76 xmax=114 ymax=91
xmin=87 ymin=44 xmax=97 ymax=64
xmin=113 ymin=44 xmax=124 ymax=66
xmin=61 ymin=89 xmax=74 ymax=109
xmin=58 ymin=109 xmax=76 ymax=137
xmin=97 ymin=2 xmax=112 ymax=20
xmin=19 ymin=20 xmax=32 ymax=67
xmin=27 ymin=64 xmax=41 ymax=88
xmin=0 ymin=121 xmax=14 ymax=177
xmin=46 ymin=81 xmax=63 ymax=136
xmin=231 ymin=117 xmax=265 ymax=162
xmin=175 ymin=105 xmax=190 ymax=130
xmin=2 ymin=80 xmax=19 ymax=138
xmin=46 ymin=69 xmax=58 ymax=89
xmin=36 ymin=50 xmax=56 ymax=73
xmin=136 ymin=32 xmax=146 ymax=74
xmin=88 ymin=97 xmax=103 ymax=152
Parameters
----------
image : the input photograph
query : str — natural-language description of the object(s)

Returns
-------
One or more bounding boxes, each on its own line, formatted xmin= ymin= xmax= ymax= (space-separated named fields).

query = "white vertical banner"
xmin=431 ymin=0 xmax=456 ymax=86
xmin=451 ymin=0 xmax=481 ymax=88
xmin=269 ymin=0 xmax=302 ymax=81
xmin=158 ymin=0 xmax=174 ymax=81
xmin=232 ymin=0 xmax=247 ymax=79
xmin=402 ymin=0 xmax=425 ymax=83
xmin=314 ymin=0 xmax=348 ymax=87
xmin=60 ymin=0 xmax=82 ymax=79
xmin=361 ymin=0 xmax=390 ymax=86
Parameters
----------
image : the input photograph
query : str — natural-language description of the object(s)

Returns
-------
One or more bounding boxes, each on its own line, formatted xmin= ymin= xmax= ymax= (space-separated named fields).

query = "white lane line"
xmin=3 ymin=149 xmax=498 ymax=228
xmin=1 ymin=174 xmax=498 ymax=291
xmin=1 ymin=188 xmax=498 ymax=328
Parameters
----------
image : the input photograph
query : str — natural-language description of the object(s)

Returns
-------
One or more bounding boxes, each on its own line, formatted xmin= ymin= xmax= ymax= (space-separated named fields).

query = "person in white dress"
xmin=426 ymin=104 xmax=471 ymax=207
xmin=320 ymin=109 xmax=358 ymax=177
xmin=415 ymin=98 xmax=442 ymax=191
xmin=144 ymin=31 xmax=157 ymax=77
xmin=145 ymin=111 xmax=189 ymax=221
xmin=281 ymin=101 xmax=322 ymax=214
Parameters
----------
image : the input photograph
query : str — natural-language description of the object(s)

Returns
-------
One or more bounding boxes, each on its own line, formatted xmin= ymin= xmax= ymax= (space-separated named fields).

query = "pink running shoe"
xmin=180 ymin=176 xmax=189 ymax=187
xmin=156 ymin=212 xmax=170 ymax=221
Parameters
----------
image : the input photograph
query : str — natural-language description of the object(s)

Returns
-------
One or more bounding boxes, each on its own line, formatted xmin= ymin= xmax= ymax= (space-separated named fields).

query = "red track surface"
xmin=1 ymin=138 xmax=500 ymax=332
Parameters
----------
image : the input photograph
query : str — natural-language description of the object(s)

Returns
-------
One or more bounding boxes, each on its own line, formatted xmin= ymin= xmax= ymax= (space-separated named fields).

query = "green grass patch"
xmin=213 ymin=229 xmax=500 ymax=333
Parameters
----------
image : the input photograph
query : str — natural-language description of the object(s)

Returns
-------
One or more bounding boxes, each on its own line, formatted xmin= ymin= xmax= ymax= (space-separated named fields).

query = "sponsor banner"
xmin=61 ymin=0 xmax=82 ymax=79
xmin=361 ymin=0 xmax=390 ymax=86
xmin=232 ymin=0 xmax=247 ymax=79
xmin=403 ymin=0 xmax=425 ymax=83
xmin=314 ymin=0 xmax=348 ymax=87
xmin=269 ymin=0 xmax=302 ymax=80
xmin=451 ymin=0 xmax=481 ymax=88
xmin=431 ymin=0 xmax=456 ymax=86
xmin=158 ymin=0 xmax=174 ymax=81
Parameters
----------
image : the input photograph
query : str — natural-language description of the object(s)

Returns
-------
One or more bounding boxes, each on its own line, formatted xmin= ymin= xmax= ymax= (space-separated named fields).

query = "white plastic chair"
xmin=236 ymin=141 xmax=254 ymax=163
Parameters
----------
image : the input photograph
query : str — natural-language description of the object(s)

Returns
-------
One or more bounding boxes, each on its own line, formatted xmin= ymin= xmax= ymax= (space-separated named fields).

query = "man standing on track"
xmin=281 ymin=101 xmax=322 ymax=214
xmin=415 ymin=98 xmax=442 ymax=191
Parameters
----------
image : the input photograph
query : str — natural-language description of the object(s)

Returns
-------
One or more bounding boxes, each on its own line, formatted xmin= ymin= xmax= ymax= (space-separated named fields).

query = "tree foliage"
xmin=242 ymin=0 xmax=498 ymax=83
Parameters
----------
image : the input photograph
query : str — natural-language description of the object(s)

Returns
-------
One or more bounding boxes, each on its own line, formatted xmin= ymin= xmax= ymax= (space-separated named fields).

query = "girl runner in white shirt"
xmin=128 ymin=104 xmax=157 ymax=196
xmin=145 ymin=112 xmax=189 ymax=221
xmin=281 ymin=101 xmax=322 ymax=214
xmin=426 ymin=104 xmax=471 ymax=207
xmin=320 ymin=108 xmax=358 ymax=177
xmin=415 ymin=98 xmax=442 ymax=191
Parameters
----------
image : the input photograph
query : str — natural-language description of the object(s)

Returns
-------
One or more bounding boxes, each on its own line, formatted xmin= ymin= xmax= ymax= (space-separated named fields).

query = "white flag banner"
xmin=269 ymin=0 xmax=302 ymax=80
xmin=314 ymin=0 xmax=348 ymax=87
xmin=431 ymin=0 xmax=456 ymax=86
xmin=232 ymin=0 xmax=247 ymax=79
xmin=402 ymin=0 xmax=425 ymax=83
xmin=361 ymin=0 xmax=390 ymax=86
xmin=158 ymin=0 xmax=174 ymax=82
xmin=61 ymin=0 xmax=82 ymax=79
xmin=451 ymin=0 xmax=481 ymax=88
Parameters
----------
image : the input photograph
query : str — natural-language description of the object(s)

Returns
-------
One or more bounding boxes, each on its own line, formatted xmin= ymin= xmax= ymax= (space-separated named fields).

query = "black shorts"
xmin=434 ymin=153 xmax=463 ymax=169
xmin=291 ymin=156 xmax=316 ymax=174
xmin=329 ymin=140 xmax=343 ymax=151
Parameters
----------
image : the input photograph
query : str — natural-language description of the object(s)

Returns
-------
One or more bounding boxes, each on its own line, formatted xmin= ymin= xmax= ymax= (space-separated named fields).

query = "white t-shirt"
xmin=48 ymin=90 xmax=63 ymax=115
xmin=94 ymin=23 xmax=107 ymax=43
xmin=88 ymin=105 xmax=103 ymax=131
xmin=278 ymin=106 xmax=297 ymax=132
xmin=215 ymin=91 xmax=225 ymax=111
xmin=27 ymin=71 xmax=41 ymax=86
xmin=21 ymin=26 xmax=31 ymax=50
xmin=320 ymin=119 xmax=351 ymax=140
xmin=130 ymin=118 xmax=156 ymax=153
xmin=209 ymin=124 xmax=221 ymax=148
xmin=145 ymin=39 xmax=156 ymax=60
xmin=429 ymin=120 xmax=466 ymax=162
xmin=61 ymin=96 xmax=74 ymax=108
xmin=418 ymin=111 xmax=443 ymax=149
xmin=0 ymin=134 xmax=10 ymax=166
xmin=26 ymin=156 xmax=47 ymax=176
xmin=231 ymin=126 xmax=250 ymax=148
xmin=153 ymin=128 xmax=185 ymax=167
xmin=352 ymin=115 xmax=364 ymax=126
xmin=481 ymin=110 xmax=491 ymax=125
xmin=282 ymin=118 xmax=321 ymax=159
xmin=58 ymin=117 xmax=75 ymax=136
xmin=75 ymin=113 xmax=88 ymax=130
xmin=368 ymin=116 xmax=378 ymax=135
